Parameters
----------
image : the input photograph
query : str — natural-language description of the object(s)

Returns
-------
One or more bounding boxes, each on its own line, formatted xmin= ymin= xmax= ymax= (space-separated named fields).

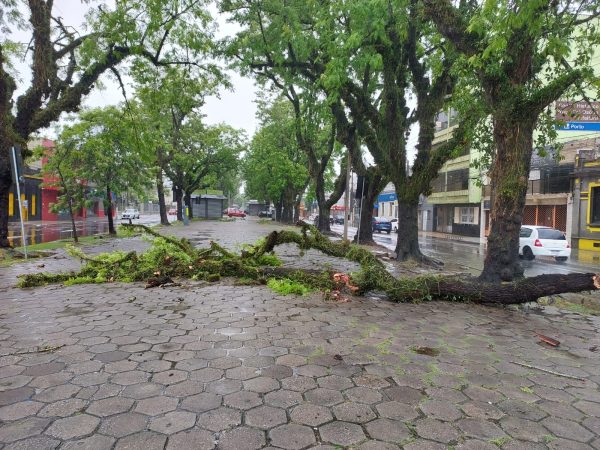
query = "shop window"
xmin=591 ymin=186 xmax=600 ymax=226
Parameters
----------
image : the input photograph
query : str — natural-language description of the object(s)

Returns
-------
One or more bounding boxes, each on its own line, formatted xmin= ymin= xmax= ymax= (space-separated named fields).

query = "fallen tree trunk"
xmin=16 ymin=222 xmax=600 ymax=305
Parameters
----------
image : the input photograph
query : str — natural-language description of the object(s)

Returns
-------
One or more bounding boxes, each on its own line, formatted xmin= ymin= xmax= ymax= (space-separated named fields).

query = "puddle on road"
xmin=8 ymin=220 xmax=111 ymax=247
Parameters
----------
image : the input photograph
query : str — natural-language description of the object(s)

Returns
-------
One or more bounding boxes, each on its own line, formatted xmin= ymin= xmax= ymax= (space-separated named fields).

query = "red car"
xmin=227 ymin=208 xmax=246 ymax=218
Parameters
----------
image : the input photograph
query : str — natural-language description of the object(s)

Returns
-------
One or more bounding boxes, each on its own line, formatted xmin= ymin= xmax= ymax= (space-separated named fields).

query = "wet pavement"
xmin=0 ymin=218 xmax=599 ymax=449
xmin=332 ymin=224 xmax=600 ymax=278
xmin=8 ymin=215 xmax=175 ymax=247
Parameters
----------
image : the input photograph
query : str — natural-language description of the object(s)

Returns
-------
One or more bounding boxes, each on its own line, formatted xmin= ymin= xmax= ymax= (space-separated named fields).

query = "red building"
xmin=9 ymin=138 xmax=113 ymax=222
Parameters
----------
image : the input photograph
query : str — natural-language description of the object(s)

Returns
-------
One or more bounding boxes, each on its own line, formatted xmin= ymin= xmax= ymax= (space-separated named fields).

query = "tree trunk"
xmin=0 ymin=151 xmax=11 ymax=248
xmin=175 ymin=187 xmax=183 ymax=222
xmin=0 ymin=48 xmax=17 ymax=249
xmin=293 ymin=196 xmax=302 ymax=223
xmin=106 ymin=185 xmax=116 ymax=235
xmin=480 ymin=120 xmax=533 ymax=282
xmin=394 ymin=197 xmax=425 ymax=261
xmin=280 ymin=190 xmax=295 ymax=224
xmin=315 ymin=176 xmax=331 ymax=232
xmin=274 ymin=199 xmax=283 ymax=222
xmin=281 ymin=203 xmax=294 ymax=223
xmin=317 ymin=204 xmax=332 ymax=232
xmin=184 ymin=191 xmax=193 ymax=219
xmin=353 ymin=172 xmax=381 ymax=245
xmin=67 ymin=197 xmax=79 ymax=243
xmin=156 ymin=169 xmax=170 ymax=226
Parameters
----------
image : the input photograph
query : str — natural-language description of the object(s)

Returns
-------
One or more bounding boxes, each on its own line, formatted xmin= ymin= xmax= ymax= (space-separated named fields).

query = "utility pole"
xmin=11 ymin=147 xmax=27 ymax=258
xmin=343 ymin=150 xmax=351 ymax=241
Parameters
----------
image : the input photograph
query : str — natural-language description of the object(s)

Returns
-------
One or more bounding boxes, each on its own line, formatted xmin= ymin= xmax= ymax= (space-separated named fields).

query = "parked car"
xmin=227 ymin=208 xmax=246 ymax=218
xmin=168 ymin=208 xmax=177 ymax=216
xmin=519 ymin=225 xmax=570 ymax=262
xmin=121 ymin=208 xmax=140 ymax=219
xmin=390 ymin=218 xmax=398 ymax=232
xmin=333 ymin=216 xmax=345 ymax=225
xmin=258 ymin=210 xmax=272 ymax=218
xmin=372 ymin=217 xmax=392 ymax=234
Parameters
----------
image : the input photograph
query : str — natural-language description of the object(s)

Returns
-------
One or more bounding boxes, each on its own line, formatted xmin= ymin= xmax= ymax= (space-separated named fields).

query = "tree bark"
xmin=0 ymin=46 xmax=17 ymax=249
xmin=317 ymin=203 xmax=332 ymax=232
xmin=156 ymin=169 xmax=169 ymax=226
xmin=428 ymin=273 xmax=600 ymax=305
xmin=353 ymin=171 xmax=381 ymax=245
xmin=0 ymin=152 xmax=11 ymax=248
xmin=281 ymin=203 xmax=294 ymax=224
xmin=274 ymin=199 xmax=283 ymax=222
xmin=293 ymin=195 xmax=302 ymax=223
xmin=106 ymin=185 xmax=116 ymax=235
xmin=394 ymin=197 xmax=424 ymax=261
xmin=480 ymin=120 xmax=533 ymax=282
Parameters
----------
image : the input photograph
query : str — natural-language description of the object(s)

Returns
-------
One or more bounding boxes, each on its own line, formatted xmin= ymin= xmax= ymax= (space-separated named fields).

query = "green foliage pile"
xmin=16 ymin=222 xmax=448 ymax=302
xmin=15 ymin=224 xmax=332 ymax=292
xmin=267 ymin=278 xmax=312 ymax=296
xmin=16 ymin=222 xmax=597 ymax=305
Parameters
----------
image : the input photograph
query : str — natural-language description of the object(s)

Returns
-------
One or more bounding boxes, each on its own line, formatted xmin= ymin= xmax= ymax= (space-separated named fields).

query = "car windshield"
xmin=125 ymin=209 xmax=135 ymax=213
xmin=376 ymin=218 xmax=389 ymax=222
xmin=537 ymin=228 xmax=565 ymax=240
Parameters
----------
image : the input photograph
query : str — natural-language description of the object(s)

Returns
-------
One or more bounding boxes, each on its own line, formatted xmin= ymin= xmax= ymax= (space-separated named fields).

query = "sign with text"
xmin=556 ymin=100 xmax=600 ymax=131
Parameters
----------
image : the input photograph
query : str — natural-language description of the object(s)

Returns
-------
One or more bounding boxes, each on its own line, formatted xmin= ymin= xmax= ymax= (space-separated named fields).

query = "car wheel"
xmin=387 ymin=230 xmax=391 ymax=234
xmin=555 ymin=256 xmax=568 ymax=262
xmin=523 ymin=246 xmax=535 ymax=261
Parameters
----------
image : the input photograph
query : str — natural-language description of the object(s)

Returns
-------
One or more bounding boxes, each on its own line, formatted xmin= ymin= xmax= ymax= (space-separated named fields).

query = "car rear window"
xmin=537 ymin=229 xmax=565 ymax=240
xmin=519 ymin=228 xmax=532 ymax=237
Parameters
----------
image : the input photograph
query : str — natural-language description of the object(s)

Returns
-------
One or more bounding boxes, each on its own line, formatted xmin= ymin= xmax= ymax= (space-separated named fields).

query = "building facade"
xmin=426 ymin=111 xmax=484 ymax=238
xmin=571 ymin=145 xmax=600 ymax=258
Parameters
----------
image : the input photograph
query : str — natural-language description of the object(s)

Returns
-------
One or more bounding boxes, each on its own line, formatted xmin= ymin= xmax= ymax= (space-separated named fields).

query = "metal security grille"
xmin=521 ymin=205 xmax=567 ymax=232
xmin=522 ymin=206 xmax=537 ymax=227
xmin=554 ymin=205 xmax=567 ymax=232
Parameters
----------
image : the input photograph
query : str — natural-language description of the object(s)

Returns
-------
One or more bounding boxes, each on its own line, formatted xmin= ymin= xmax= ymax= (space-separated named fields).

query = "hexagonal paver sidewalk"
xmin=0 ymin=218 xmax=599 ymax=448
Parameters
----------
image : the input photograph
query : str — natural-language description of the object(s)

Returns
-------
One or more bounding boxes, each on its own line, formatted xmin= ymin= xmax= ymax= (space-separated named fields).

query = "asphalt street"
xmin=331 ymin=224 xmax=600 ymax=277
xmin=7 ymin=215 xmax=599 ymax=276
xmin=7 ymin=214 xmax=174 ymax=247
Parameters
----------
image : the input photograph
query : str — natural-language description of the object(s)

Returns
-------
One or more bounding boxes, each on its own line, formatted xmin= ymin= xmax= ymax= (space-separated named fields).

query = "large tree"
xmin=244 ymin=97 xmax=309 ymax=223
xmin=225 ymin=0 xmax=468 ymax=259
xmin=132 ymin=63 xmax=223 ymax=222
xmin=57 ymin=106 xmax=151 ymax=235
xmin=0 ymin=0 xmax=215 ymax=247
xmin=167 ymin=119 xmax=243 ymax=219
xmin=425 ymin=0 xmax=600 ymax=282
xmin=227 ymin=34 xmax=346 ymax=232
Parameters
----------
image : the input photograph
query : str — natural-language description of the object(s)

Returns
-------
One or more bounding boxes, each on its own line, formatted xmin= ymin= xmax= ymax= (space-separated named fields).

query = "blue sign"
xmin=378 ymin=192 xmax=397 ymax=203
xmin=558 ymin=122 xmax=600 ymax=131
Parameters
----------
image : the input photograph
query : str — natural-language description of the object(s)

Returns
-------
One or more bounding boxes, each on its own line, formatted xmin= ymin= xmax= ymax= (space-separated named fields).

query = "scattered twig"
xmin=535 ymin=333 xmax=560 ymax=347
xmin=14 ymin=344 xmax=65 ymax=355
xmin=511 ymin=361 xmax=585 ymax=381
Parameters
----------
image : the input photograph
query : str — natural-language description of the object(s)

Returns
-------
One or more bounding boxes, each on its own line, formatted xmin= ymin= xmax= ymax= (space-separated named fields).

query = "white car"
xmin=519 ymin=225 xmax=570 ymax=262
xmin=121 ymin=208 xmax=140 ymax=219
